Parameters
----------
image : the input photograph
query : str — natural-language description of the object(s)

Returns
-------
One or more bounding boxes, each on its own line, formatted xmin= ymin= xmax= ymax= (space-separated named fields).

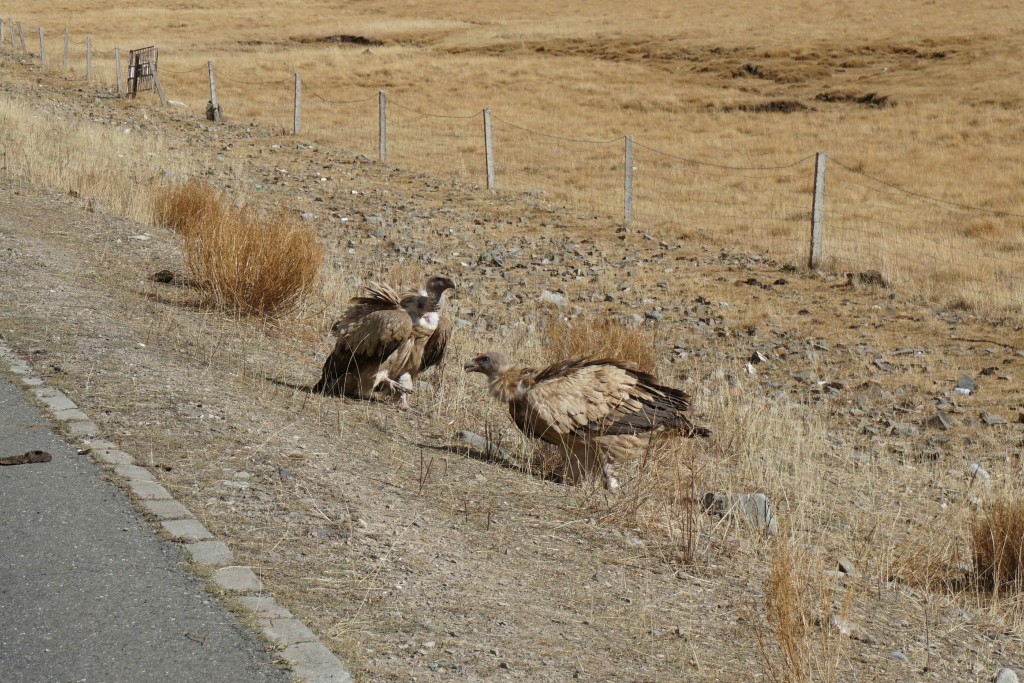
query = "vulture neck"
xmin=487 ymin=366 xmax=530 ymax=404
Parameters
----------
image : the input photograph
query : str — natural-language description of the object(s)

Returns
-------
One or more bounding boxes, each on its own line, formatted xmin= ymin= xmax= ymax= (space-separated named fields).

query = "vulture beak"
xmin=464 ymin=357 xmax=484 ymax=373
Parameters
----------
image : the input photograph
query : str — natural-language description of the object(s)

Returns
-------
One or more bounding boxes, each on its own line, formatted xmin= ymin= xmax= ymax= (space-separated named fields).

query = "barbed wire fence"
xmin=1 ymin=17 xmax=1023 ymax=319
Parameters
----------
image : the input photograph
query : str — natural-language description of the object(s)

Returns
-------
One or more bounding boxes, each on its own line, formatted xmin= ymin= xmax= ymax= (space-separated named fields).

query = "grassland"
xmin=9 ymin=0 xmax=1024 ymax=317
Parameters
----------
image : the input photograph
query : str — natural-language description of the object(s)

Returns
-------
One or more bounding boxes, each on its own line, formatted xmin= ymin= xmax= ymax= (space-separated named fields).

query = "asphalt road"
xmin=0 ymin=372 xmax=289 ymax=683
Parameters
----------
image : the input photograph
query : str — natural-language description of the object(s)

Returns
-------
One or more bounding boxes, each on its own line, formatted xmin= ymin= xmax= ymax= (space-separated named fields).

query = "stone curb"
xmin=0 ymin=340 xmax=356 ymax=683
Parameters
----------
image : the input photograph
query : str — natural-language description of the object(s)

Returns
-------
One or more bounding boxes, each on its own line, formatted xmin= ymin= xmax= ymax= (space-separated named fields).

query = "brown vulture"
xmin=464 ymin=351 xmax=709 ymax=490
xmin=314 ymin=283 xmax=439 ymax=407
xmin=415 ymin=275 xmax=455 ymax=375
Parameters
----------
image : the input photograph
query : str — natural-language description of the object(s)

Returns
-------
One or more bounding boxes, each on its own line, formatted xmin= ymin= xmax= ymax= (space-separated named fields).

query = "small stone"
xmin=749 ymin=350 xmax=769 ymax=364
xmin=957 ymin=375 xmax=978 ymax=392
xmin=890 ymin=651 xmax=909 ymax=663
xmin=968 ymin=463 xmax=990 ymax=482
xmin=539 ymin=290 xmax=567 ymax=308
xmin=925 ymin=412 xmax=953 ymax=430
xmin=702 ymin=492 xmax=778 ymax=534
xmin=995 ymin=668 xmax=1020 ymax=683
xmin=981 ymin=412 xmax=1008 ymax=426
xmin=888 ymin=422 xmax=919 ymax=437
xmin=837 ymin=556 xmax=857 ymax=576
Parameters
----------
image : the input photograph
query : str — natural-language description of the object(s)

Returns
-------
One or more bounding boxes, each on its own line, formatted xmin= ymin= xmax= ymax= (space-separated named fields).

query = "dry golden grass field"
xmin=1 ymin=1 xmax=1024 ymax=681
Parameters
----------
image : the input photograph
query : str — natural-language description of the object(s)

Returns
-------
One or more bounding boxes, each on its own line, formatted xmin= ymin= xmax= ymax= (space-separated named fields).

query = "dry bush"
xmin=542 ymin=314 xmax=657 ymax=373
xmin=154 ymin=179 xmax=225 ymax=238
xmin=973 ymin=496 xmax=1024 ymax=595
xmin=757 ymin=535 xmax=848 ymax=683
xmin=157 ymin=181 xmax=324 ymax=316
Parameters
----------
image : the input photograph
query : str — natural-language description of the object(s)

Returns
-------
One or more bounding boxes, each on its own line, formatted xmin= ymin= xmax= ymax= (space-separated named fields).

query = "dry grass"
xmin=154 ymin=178 xmax=224 ymax=238
xmin=8 ymin=0 xmax=1024 ymax=316
xmin=974 ymin=496 xmax=1024 ymax=596
xmin=542 ymin=314 xmax=657 ymax=373
xmin=0 ymin=97 xmax=197 ymax=222
xmin=758 ymin=535 xmax=849 ymax=683
xmin=155 ymin=180 xmax=324 ymax=316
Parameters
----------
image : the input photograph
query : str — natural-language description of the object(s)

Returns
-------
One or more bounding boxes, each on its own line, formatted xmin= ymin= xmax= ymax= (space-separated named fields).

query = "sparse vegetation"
xmin=154 ymin=180 xmax=324 ymax=316
xmin=542 ymin=314 xmax=657 ymax=373
xmin=1 ymin=2 xmax=1023 ymax=680
xmin=974 ymin=496 xmax=1024 ymax=596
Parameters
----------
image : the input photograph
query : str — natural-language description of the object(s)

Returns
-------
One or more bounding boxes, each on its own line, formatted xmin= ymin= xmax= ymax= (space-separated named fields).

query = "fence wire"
xmin=1 ymin=17 xmax=1022 ymax=317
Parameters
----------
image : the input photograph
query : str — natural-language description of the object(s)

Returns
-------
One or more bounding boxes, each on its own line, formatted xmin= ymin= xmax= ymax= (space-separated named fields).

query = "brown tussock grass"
xmin=757 ymin=534 xmax=849 ymax=683
xmin=154 ymin=178 xmax=225 ymax=238
xmin=155 ymin=180 xmax=324 ymax=316
xmin=542 ymin=314 xmax=657 ymax=373
xmin=973 ymin=496 xmax=1024 ymax=596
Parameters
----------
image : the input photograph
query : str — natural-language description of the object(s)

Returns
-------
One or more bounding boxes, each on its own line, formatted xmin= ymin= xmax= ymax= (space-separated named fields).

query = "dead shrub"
xmin=154 ymin=179 xmax=224 ymax=238
xmin=155 ymin=180 xmax=323 ymax=316
xmin=542 ymin=314 xmax=657 ymax=373
xmin=973 ymin=496 xmax=1024 ymax=594
xmin=757 ymin=535 xmax=848 ymax=683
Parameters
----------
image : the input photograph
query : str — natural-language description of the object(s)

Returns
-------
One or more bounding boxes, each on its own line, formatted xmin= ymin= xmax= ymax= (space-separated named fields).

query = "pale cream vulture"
xmin=465 ymin=351 xmax=710 ymax=490
xmin=314 ymin=283 xmax=439 ymax=407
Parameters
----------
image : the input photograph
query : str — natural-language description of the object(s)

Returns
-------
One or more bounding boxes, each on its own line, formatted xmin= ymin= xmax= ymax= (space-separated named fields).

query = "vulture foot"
xmin=603 ymin=463 xmax=620 ymax=492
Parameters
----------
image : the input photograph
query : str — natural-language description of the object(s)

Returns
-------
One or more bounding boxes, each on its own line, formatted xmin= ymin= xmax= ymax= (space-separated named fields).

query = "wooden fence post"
xmin=0 ymin=19 xmax=5 ymax=46
xmin=623 ymin=135 xmax=634 ymax=228
xmin=809 ymin=151 xmax=826 ymax=269
xmin=115 ymin=48 xmax=123 ymax=97
xmin=293 ymin=73 xmax=301 ymax=135
xmin=37 ymin=27 xmax=44 ymax=64
xmin=62 ymin=28 xmax=68 ymax=71
xmin=378 ymin=90 xmax=387 ymax=162
xmin=206 ymin=61 xmax=222 ymax=121
xmin=11 ymin=19 xmax=17 ymax=51
xmin=85 ymin=36 xmax=91 ymax=81
xmin=18 ymin=23 xmax=25 ymax=53
xmin=483 ymin=108 xmax=495 ymax=191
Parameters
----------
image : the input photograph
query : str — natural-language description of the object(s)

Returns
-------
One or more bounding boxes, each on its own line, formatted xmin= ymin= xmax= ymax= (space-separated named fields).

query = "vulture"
xmin=314 ymin=283 xmax=439 ymax=407
xmin=464 ymin=351 xmax=710 ymax=490
xmin=415 ymin=275 xmax=456 ymax=376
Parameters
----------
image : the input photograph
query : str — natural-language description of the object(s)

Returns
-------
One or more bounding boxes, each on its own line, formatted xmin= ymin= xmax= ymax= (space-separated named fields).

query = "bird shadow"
xmin=413 ymin=434 xmax=564 ymax=484
xmin=265 ymin=377 xmax=317 ymax=394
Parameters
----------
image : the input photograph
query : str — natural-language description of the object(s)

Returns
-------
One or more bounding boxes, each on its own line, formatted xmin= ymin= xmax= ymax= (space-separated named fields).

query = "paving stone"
xmin=19 ymin=375 xmax=43 ymax=386
xmin=140 ymin=498 xmax=194 ymax=520
xmin=37 ymin=392 xmax=78 ymax=412
xmin=235 ymin=595 xmax=294 ymax=619
xmin=214 ymin=566 xmax=262 ymax=592
xmin=259 ymin=617 xmax=319 ymax=646
xmin=281 ymin=641 xmax=355 ymax=683
xmin=161 ymin=518 xmax=214 ymax=541
xmin=113 ymin=464 xmax=156 ymax=482
xmin=65 ymin=420 xmax=100 ymax=437
xmin=126 ymin=479 xmax=171 ymax=500
xmin=92 ymin=448 xmax=136 ymax=466
xmin=52 ymin=407 xmax=90 ymax=422
xmin=184 ymin=540 xmax=234 ymax=566
xmin=7 ymin=362 xmax=31 ymax=375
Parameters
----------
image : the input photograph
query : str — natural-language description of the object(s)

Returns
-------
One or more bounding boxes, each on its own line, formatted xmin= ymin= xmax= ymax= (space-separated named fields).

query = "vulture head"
xmin=464 ymin=351 xmax=511 ymax=377
xmin=424 ymin=275 xmax=456 ymax=306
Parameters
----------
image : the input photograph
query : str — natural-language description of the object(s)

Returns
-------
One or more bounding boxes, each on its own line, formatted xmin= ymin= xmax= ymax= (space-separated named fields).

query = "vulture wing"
xmin=511 ymin=359 xmax=698 ymax=443
xmin=419 ymin=315 xmax=451 ymax=373
xmin=315 ymin=284 xmax=412 ymax=396
xmin=331 ymin=282 xmax=403 ymax=338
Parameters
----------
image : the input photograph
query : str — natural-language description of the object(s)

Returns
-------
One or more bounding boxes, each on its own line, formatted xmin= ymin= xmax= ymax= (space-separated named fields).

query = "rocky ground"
xmin=1 ymin=53 xmax=1023 ymax=681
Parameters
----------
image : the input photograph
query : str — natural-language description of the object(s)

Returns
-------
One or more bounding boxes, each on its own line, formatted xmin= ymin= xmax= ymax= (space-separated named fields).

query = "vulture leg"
xmin=372 ymin=370 xmax=411 ymax=396
xmin=563 ymin=440 xmax=602 ymax=487
xmin=602 ymin=462 xmax=620 ymax=492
